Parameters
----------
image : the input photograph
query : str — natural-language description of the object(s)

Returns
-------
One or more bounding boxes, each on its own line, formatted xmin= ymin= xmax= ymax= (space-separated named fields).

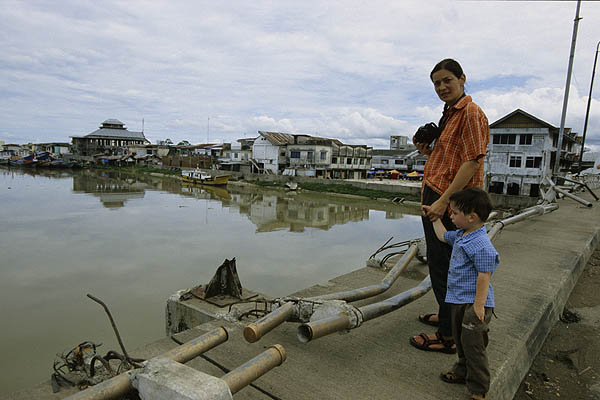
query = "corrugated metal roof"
xmin=372 ymin=149 xmax=416 ymax=156
xmin=102 ymin=119 xmax=125 ymax=126
xmin=258 ymin=131 xmax=295 ymax=146
xmin=490 ymin=109 xmax=556 ymax=129
xmin=82 ymin=128 xmax=146 ymax=140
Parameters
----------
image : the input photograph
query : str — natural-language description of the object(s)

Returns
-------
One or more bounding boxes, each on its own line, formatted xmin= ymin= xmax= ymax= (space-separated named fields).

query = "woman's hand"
xmin=423 ymin=197 xmax=449 ymax=221
xmin=414 ymin=142 xmax=432 ymax=156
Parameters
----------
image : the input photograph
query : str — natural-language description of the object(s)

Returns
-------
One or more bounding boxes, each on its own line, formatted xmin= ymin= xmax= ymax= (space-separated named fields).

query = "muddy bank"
xmin=513 ymin=247 xmax=600 ymax=400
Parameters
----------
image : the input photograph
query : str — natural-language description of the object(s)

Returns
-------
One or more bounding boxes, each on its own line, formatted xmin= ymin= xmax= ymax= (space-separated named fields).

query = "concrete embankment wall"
xmin=186 ymin=167 xmax=545 ymax=208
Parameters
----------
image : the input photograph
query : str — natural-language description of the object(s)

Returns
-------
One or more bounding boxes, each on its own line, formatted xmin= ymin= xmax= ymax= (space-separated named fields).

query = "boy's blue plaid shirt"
xmin=444 ymin=226 xmax=499 ymax=307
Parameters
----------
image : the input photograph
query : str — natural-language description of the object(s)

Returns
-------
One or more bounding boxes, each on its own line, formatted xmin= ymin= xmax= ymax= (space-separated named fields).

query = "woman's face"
xmin=431 ymin=69 xmax=465 ymax=106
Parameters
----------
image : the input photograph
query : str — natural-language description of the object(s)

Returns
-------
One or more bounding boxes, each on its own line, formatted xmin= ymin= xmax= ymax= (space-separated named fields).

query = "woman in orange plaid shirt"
xmin=410 ymin=59 xmax=490 ymax=355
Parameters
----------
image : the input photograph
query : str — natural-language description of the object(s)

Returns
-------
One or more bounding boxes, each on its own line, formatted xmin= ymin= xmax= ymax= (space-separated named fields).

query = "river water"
xmin=0 ymin=167 xmax=423 ymax=395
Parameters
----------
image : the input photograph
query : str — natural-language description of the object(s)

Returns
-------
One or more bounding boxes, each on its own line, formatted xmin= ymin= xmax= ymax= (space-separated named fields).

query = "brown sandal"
xmin=418 ymin=313 xmax=440 ymax=327
xmin=440 ymin=371 xmax=465 ymax=384
xmin=471 ymin=394 xmax=487 ymax=400
xmin=409 ymin=332 xmax=456 ymax=354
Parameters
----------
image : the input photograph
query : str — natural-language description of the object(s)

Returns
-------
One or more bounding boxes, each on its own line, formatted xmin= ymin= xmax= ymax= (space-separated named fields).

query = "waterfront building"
xmin=220 ymin=138 xmax=255 ymax=173
xmin=31 ymin=142 xmax=71 ymax=155
xmin=128 ymin=144 xmax=170 ymax=158
xmin=286 ymin=135 xmax=342 ymax=178
xmin=372 ymin=135 xmax=425 ymax=173
xmin=252 ymin=131 xmax=295 ymax=174
xmin=486 ymin=109 xmax=581 ymax=196
xmin=371 ymin=150 xmax=426 ymax=173
xmin=161 ymin=144 xmax=212 ymax=169
xmin=0 ymin=143 xmax=28 ymax=158
xmin=252 ymin=131 xmax=372 ymax=178
xmin=71 ymin=119 xmax=149 ymax=157
xmin=327 ymin=143 xmax=372 ymax=179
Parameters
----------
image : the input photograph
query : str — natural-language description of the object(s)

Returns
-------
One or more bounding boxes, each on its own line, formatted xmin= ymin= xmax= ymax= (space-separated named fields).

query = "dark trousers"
xmin=421 ymin=185 xmax=455 ymax=337
xmin=450 ymin=304 xmax=493 ymax=395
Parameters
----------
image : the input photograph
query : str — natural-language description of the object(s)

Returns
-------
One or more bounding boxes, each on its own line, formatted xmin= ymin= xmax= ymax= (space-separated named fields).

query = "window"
xmin=519 ymin=134 xmax=532 ymax=145
xmin=395 ymin=159 xmax=404 ymax=165
xmin=354 ymin=158 xmax=358 ymax=164
xmin=489 ymin=181 xmax=504 ymax=194
xmin=382 ymin=159 xmax=389 ymax=164
xmin=320 ymin=151 xmax=327 ymax=160
xmin=347 ymin=158 xmax=352 ymax=164
xmin=332 ymin=157 xmax=337 ymax=163
xmin=307 ymin=151 xmax=313 ymax=161
xmin=509 ymin=155 xmax=522 ymax=168
xmin=290 ymin=151 xmax=300 ymax=158
xmin=507 ymin=182 xmax=520 ymax=196
xmin=530 ymin=184 xmax=540 ymax=197
xmin=493 ymin=134 xmax=517 ymax=145
xmin=525 ymin=156 xmax=542 ymax=168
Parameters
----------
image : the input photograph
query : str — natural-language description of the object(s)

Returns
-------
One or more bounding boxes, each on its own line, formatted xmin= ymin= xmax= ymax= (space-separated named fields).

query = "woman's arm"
xmin=422 ymin=205 xmax=448 ymax=242
xmin=424 ymin=159 xmax=480 ymax=221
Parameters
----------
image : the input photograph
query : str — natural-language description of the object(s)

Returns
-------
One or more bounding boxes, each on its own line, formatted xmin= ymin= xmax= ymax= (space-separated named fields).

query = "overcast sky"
xmin=1 ymin=1 xmax=600 ymax=150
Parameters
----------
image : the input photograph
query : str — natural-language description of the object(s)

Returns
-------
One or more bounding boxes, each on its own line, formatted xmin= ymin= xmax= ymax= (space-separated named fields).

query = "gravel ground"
xmin=513 ymin=246 xmax=600 ymax=400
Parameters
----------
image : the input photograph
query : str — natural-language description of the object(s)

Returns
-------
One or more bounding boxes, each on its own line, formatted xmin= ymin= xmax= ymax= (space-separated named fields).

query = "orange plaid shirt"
xmin=423 ymin=95 xmax=489 ymax=196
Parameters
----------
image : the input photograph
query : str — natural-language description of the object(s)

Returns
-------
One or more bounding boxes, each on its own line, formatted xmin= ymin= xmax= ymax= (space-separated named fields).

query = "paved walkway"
xmin=9 ymin=192 xmax=599 ymax=400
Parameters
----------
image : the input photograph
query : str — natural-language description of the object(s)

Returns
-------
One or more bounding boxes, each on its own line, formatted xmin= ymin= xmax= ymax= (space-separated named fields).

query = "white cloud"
xmin=1 ymin=0 xmax=599 ymax=148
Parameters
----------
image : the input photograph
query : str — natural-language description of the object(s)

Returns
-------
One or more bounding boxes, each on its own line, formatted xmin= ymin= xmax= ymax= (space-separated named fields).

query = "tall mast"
xmin=553 ymin=0 xmax=582 ymax=177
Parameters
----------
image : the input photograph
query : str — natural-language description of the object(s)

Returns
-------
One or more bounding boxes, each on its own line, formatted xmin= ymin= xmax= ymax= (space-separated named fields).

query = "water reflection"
xmin=73 ymin=171 xmax=145 ymax=208
xmin=67 ymin=168 xmax=417 ymax=232
xmin=0 ymin=167 xmax=424 ymax=396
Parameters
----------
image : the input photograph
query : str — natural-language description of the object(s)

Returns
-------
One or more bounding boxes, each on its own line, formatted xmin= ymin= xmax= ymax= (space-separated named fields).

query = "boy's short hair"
xmin=449 ymin=187 xmax=493 ymax=222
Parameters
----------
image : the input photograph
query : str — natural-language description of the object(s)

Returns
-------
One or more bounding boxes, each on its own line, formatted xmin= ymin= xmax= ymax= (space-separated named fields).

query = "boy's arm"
xmin=473 ymin=272 xmax=491 ymax=322
xmin=432 ymin=218 xmax=447 ymax=243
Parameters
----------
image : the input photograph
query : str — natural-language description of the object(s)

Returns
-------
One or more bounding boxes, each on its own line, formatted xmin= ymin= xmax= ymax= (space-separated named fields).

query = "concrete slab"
xmin=8 ymin=192 xmax=599 ymax=400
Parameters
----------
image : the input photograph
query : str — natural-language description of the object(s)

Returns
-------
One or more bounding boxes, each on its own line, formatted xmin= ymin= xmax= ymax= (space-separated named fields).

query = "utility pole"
xmin=207 ymin=117 xmax=210 ymax=144
xmin=553 ymin=0 xmax=582 ymax=177
xmin=578 ymin=40 xmax=600 ymax=174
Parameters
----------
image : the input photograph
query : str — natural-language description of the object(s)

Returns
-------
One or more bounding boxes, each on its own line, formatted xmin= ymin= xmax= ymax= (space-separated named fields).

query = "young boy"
xmin=422 ymin=187 xmax=499 ymax=400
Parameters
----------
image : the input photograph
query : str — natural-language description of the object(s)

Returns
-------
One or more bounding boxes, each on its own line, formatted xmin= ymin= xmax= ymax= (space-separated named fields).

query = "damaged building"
xmin=486 ymin=109 xmax=581 ymax=197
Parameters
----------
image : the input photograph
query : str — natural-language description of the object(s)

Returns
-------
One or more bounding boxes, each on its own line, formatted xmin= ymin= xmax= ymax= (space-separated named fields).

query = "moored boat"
xmin=181 ymin=169 xmax=230 ymax=186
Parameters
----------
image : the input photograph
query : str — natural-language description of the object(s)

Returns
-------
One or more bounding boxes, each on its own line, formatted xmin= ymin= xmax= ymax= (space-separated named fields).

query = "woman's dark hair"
xmin=449 ymin=187 xmax=493 ymax=222
xmin=430 ymin=58 xmax=464 ymax=80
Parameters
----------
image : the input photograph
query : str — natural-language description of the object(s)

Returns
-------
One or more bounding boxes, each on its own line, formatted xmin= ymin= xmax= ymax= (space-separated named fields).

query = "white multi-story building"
xmin=328 ymin=143 xmax=372 ymax=179
xmin=286 ymin=135 xmax=339 ymax=177
xmin=390 ymin=135 xmax=412 ymax=150
xmin=487 ymin=109 xmax=580 ymax=197
xmin=252 ymin=131 xmax=372 ymax=178
xmin=252 ymin=131 xmax=294 ymax=174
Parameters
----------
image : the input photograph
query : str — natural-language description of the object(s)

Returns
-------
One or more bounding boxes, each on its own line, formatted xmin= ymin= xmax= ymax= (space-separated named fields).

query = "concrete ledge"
xmin=490 ymin=223 xmax=599 ymax=400
xmin=131 ymin=357 xmax=232 ymax=400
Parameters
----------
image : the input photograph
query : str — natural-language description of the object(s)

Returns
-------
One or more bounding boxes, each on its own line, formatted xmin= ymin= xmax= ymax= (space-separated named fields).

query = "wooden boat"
xmin=181 ymin=169 xmax=230 ymax=186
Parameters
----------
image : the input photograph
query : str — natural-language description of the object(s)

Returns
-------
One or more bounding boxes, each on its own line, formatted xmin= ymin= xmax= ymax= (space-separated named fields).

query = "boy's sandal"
xmin=439 ymin=371 xmax=465 ymax=384
xmin=409 ymin=332 xmax=456 ymax=354
xmin=418 ymin=313 xmax=440 ymax=327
